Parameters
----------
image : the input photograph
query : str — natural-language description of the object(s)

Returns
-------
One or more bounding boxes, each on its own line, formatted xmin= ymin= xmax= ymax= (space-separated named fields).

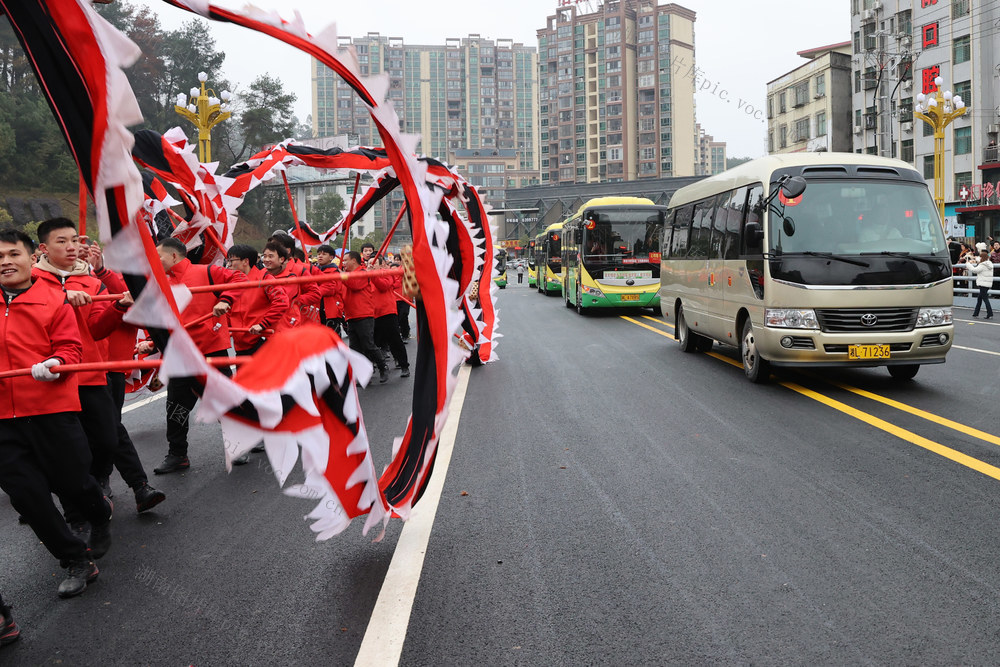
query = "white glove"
xmin=31 ymin=358 xmax=61 ymax=381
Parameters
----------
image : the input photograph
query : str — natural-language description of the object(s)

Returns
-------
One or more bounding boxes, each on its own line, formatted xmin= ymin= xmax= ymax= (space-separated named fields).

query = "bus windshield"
xmin=546 ymin=232 xmax=562 ymax=271
xmin=768 ymin=180 xmax=951 ymax=286
xmin=582 ymin=210 xmax=661 ymax=274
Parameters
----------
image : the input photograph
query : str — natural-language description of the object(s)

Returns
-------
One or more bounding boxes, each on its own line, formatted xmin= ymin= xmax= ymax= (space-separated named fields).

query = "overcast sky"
xmin=148 ymin=0 xmax=850 ymax=158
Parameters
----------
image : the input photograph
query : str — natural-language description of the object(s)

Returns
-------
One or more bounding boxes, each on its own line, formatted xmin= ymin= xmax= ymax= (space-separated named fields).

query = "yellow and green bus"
xmin=561 ymin=197 xmax=667 ymax=313
xmin=526 ymin=238 xmax=537 ymax=287
xmin=493 ymin=245 xmax=507 ymax=289
xmin=535 ymin=222 xmax=564 ymax=295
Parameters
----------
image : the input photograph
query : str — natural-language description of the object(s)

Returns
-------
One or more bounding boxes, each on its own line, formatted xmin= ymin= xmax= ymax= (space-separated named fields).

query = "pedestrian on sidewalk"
xmin=969 ymin=248 xmax=994 ymax=319
xmin=517 ymin=263 xmax=525 ymax=284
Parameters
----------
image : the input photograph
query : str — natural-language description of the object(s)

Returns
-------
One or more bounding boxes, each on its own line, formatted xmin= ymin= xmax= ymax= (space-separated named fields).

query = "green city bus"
xmin=493 ymin=245 xmax=507 ymax=289
xmin=535 ymin=222 xmax=564 ymax=295
xmin=561 ymin=197 xmax=667 ymax=313
xmin=526 ymin=238 xmax=537 ymax=287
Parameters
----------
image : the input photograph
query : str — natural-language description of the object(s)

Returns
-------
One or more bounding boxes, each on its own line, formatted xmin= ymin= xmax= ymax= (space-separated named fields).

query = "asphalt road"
xmin=4 ymin=281 xmax=1000 ymax=665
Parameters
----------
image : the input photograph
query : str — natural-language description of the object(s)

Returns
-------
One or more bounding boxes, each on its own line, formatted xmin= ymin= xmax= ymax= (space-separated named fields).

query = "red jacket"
xmin=343 ymin=266 xmax=375 ymax=320
xmin=372 ymin=272 xmax=396 ymax=318
xmin=228 ymin=266 xmax=289 ymax=352
xmin=271 ymin=264 xmax=322 ymax=330
xmin=317 ymin=263 xmax=344 ymax=320
xmin=0 ymin=278 xmax=83 ymax=418
xmin=32 ymin=258 xmax=126 ymax=386
xmin=166 ymin=258 xmax=247 ymax=354
xmin=392 ymin=273 xmax=405 ymax=304
xmin=93 ymin=266 xmax=140 ymax=364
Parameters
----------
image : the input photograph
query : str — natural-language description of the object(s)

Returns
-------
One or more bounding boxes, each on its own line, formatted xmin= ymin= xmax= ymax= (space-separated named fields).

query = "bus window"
xmin=689 ymin=198 xmax=715 ymax=259
xmin=670 ymin=205 xmax=692 ymax=257
xmin=741 ymin=184 xmax=764 ymax=256
xmin=723 ymin=187 xmax=749 ymax=260
xmin=710 ymin=194 xmax=726 ymax=259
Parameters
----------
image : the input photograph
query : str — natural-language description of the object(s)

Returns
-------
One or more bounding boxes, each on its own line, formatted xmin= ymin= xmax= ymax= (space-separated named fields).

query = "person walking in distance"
xmin=968 ymin=248 xmax=994 ymax=319
xmin=516 ymin=263 xmax=525 ymax=285
xmin=0 ymin=228 xmax=112 ymax=598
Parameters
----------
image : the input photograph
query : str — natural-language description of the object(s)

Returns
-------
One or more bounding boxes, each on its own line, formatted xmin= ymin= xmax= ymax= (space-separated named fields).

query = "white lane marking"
xmin=122 ymin=390 xmax=167 ymax=414
xmin=354 ymin=364 xmax=472 ymax=667
xmin=952 ymin=344 xmax=1000 ymax=357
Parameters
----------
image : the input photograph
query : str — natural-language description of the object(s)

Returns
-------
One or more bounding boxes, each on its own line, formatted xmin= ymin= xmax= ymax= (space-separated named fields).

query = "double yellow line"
xmin=620 ymin=314 xmax=1000 ymax=482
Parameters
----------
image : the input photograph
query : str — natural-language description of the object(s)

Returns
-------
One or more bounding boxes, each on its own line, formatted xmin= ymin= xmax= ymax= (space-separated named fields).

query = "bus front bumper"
xmin=757 ymin=325 xmax=953 ymax=367
xmin=582 ymin=292 xmax=660 ymax=308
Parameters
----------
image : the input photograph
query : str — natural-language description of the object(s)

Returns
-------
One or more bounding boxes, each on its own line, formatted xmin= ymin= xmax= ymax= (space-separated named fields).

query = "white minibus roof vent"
xmin=801 ymin=166 xmax=849 ymax=176
xmin=856 ymin=166 xmax=900 ymax=176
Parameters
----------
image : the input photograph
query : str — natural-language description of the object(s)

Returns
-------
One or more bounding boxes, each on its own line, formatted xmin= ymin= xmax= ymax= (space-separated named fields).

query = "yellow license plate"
xmin=621 ymin=294 xmax=640 ymax=301
xmin=848 ymin=344 xmax=890 ymax=360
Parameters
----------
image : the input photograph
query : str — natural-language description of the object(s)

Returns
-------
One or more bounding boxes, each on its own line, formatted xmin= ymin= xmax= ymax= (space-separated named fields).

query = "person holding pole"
xmin=342 ymin=250 xmax=389 ymax=384
xmin=152 ymin=238 xmax=247 ymax=475
xmin=0 ymin=228 xmax=112 ymax=598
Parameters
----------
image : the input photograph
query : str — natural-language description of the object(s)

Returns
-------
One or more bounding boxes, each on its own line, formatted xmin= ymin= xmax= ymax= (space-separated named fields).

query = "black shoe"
xmin=0 ymin=603 xmax=19 ymax=646
xmin=58 ymin=559 xmax=99 ymax=599
xmin=88 ymin=498 xmax=113 ymax=559
xmin=987 ymin=314 xmax=994 ymax=320
xmin=97 ymin=477 xmax=113 ymax=499
xmin=379 ymin=368 xmax=389 ymax=383
xmin=251 ymin=443 xmax=265 ymax=453
xmin=133 ymin=483 xmax=166 ymax=514
xmin=400 ymin=367 xmax=410 ymax=378
xmin=232 ymin=452 xmax=250 ymax=466
xmin=153 ymin=454 xmax=190 ymax=475
xmin=17 ymin=514 xmax=28 ymax=525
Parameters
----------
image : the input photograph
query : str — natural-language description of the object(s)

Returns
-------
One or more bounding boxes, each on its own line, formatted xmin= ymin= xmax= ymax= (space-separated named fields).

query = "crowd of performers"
xmin=0 ymin=217 xmax=414 ymax=635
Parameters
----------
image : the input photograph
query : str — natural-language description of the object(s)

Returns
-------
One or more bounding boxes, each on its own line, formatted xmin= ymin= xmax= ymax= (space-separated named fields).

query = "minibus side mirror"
xmin=781 ymin=176 xmax=807 ymax=199
xmin=574 ymin=228 xmax=582 ymax=244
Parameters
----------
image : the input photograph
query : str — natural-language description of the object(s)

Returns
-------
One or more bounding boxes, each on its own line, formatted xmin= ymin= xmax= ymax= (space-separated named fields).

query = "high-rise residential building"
xmin=536 ymin=0 xmax=697 ymax=185
xmin=766 ymin=42 xmax=853 ymax=155
xmin=311 ymin=33 xmax=538 ymax=173
xmin=695 ymin=123 xmax=727 ymax=175
xmin=850 ymin=0 xmax=998 ymax=237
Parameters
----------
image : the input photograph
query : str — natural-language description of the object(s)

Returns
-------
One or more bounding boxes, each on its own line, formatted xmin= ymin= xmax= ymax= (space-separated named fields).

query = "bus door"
xmin=563 ymin=218 xmax=580 ymax=300
xmin=684 ymin=197 xmax=717 ymax=334
xmin=720 ymin=186 xmax=750 ymax=341
xmin=728 ymin=184 xmax=766 ymax=330
xmin=702 ymin=194 xmax=730 ymax=339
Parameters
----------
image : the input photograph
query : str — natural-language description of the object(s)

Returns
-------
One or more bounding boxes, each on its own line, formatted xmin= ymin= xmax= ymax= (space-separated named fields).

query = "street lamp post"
xmin=173 ymin=72 xmax=233 ymax=163
xmin=914 ymin=75 xmax=967 ymax=230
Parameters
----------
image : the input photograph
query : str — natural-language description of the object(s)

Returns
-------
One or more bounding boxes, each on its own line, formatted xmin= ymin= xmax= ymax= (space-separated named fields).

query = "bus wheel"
xmin=576 ymin=286 xmax=587 ymax=316
xmin=741 ymin=319 xmax=771 ymax=383
xmin=888 ymin=364 xmax=919 ymax=380
xmin=677 ymin=306 xmax=698 ymax=353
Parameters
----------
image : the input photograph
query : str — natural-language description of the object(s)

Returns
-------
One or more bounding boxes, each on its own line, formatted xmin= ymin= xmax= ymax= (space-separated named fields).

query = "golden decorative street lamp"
xmin=173 ymin=72 xmax=232 ymax=163
xmin=914 ymin=75 xmax=967 ymax=230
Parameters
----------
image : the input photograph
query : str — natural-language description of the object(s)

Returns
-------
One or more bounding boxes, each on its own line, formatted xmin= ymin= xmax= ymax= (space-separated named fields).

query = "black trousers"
xmin=347 ymin=317 xmax=386 ymax=372
xmin=396 ymin=301 xmax=411 ymax=338
xmin=78 ymin=384 xmax=119 ymax=478
xmin=101 ymin=372 xmax=149 ymax=489
xmin=235 ymin=337 xmax=266 ymax=357
xmin=973 ymin=285 xmax=994 ymax=317
xmin=165 ymin=350 xmax=232 ymax=457
xmin=374 ymin=314 xmax=408 ymax=369
xmin=0 ymin=413 xmax=110 ymax=565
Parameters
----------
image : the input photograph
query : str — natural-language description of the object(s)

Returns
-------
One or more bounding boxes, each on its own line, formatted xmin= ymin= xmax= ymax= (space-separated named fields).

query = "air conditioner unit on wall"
xmin=873 ymin=0 xmax=882 ymax=10
xmin=902 ymin=79 xmax=912 ymax=91
xmin=862 ymin=9 xmax=873 ymax=20
xmin=854 ymin=124 xmax=863 ymax=134
xmin=988 ymin=124 xmax=1000 ymax=134
xmin=901 ymin=121 xmax=913 ymax=133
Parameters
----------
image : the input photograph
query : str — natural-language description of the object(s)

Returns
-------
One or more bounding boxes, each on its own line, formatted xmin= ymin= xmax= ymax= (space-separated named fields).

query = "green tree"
xmin=0 ymin=207 xmax=12 ymax=226
xmin=726 ymin=156 xmax=753 ymax=170
xmin=216 ymin=73 xmax=296 ymax=165
xmin=310 ymin=191 xmax=345 ymax=231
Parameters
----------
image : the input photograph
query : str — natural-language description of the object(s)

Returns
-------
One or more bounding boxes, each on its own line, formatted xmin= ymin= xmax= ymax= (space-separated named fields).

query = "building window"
xmin=922 ymin=23 xmax=938 ymax=48
xmin=768 ymin=131 xmax=774 ymax=153
xmin=954 ymin=127 xmax=971 ymax=154
xmin=952 ymin=0 xmax=969 ymax=17
xmin=953 ymin=80 xmax=971 ymax=108
xmin=792 ymin=82 xmax=809 ymax=107
xmin=816 ymin=111 xmax=827 ymax=136
xmin=815 ymin=74 xmax=825 ymax=98
xmin=923 ymin=155 xmax=935 ymax=179
xmin=855 ymin=70 xmax=861 ymax=94
xmin=901 ymin=139 xmax=913 ymax=163
xmin=955 ymin=172 xmax=972 ymax=199
xmin=853 ymin=30 xmax=860 ymax=53
xmin=794 ymin=117 xmax=809 ymax=142
xmin=898 ymin=10 xmax=912 ymax=35
xmin=767 ymin=95 xmax=773 ymax=119
xmin=953 ymin=35 xmax=970 ymax=64
xmin=779 ymin=92 xmax=786 ymax=113
xmin=779 ymin=125 xmax=787 ymax=148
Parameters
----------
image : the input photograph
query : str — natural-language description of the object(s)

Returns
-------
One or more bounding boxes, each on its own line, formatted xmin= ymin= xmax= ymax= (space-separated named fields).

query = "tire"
xmin=677 ymin=306 xmax=698 ymax=353
xmin=576 ymin=285 xmax=586 ymax=315
xmin=740 ymin=318 xmax=771 ymax=383
xmin=888 ymin=364 xmax=919 ymax=380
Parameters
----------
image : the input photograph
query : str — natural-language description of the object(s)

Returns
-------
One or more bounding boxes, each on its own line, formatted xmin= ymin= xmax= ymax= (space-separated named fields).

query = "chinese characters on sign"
xmin=921 ymin=65 xmax=940 ymax=94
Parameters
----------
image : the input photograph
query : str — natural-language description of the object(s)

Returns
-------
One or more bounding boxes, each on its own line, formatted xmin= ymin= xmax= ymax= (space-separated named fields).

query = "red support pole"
xmin=340 ymin=173 xmax=362 ymax=258
xmin=281 ymin=170 xmax=304 ymax=246
xmin=0 ymin=356 xmax=249 ymax=381
xmin=376 ymin=203 xmax=407 ymax=259
xmin=78 ymin=176 xmax=88 ymax=237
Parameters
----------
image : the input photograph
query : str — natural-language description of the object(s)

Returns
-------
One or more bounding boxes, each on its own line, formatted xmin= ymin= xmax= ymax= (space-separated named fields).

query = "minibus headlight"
xmin=915 ymin=307 xmax=952 ymax=327
xmin=765 ymin=308 xmax=819 ymax=330
xmin=582 ymin=285 xmax=604 ymax=297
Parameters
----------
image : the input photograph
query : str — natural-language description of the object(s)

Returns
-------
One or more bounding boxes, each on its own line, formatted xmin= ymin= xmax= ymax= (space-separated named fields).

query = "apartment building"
xmin=695 ymin=123 xmax=727 ymax=175
xmin=536 ymin=0 xmax=698 ymax=184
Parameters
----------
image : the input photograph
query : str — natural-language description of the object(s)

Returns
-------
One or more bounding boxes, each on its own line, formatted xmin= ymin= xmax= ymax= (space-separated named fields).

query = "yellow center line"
xmin=618 ymin=317 xmax=1000 ymax=483
xmin=620 ymin=315 xmax=673 ymax=337
xmin=641 ymin=315 xmax=674 ymax=330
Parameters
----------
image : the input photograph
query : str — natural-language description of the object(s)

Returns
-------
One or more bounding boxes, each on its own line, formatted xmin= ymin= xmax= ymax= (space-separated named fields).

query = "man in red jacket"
xmin=226 ymin=244 xmax=290 ymax=356
xmin=0 ymin=228 xmax=112 ymax=599
xmin=371 ymin=255 xmax=409 ymax=377
xmin=261 ymin=241 xmax=322 ymax=330
xmin=342 ymin=251 xmax=388 ymax=383
xmin=153 ymin=237 xmax=248 ymax=475
xmin=315 ymin=244 xmax=345 ymax=336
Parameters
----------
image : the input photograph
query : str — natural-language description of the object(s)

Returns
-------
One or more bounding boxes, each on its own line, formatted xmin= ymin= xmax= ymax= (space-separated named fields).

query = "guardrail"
xmin=952 ymin=262 xmax=999 ymax=307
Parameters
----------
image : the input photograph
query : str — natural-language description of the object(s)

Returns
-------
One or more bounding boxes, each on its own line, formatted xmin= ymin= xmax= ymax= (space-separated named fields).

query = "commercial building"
xmin=849 ymin=0 xmax=999 ymax=239
xmin=536 ymin=0 xmax=698 ymax=185
xmin=766 ymin=42 xmax=853 ymax=154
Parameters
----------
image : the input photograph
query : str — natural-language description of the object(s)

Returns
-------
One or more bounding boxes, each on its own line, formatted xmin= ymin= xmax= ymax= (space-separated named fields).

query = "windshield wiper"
xmin=773 ymin=251 xmax=870 ymax=267
xmin=859 ymin=251 xmax=945 ymax=266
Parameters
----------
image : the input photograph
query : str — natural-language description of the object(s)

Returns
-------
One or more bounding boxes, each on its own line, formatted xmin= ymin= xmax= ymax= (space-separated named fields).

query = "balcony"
xmin=984 ymin=145 xmax=1000 ymax=165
